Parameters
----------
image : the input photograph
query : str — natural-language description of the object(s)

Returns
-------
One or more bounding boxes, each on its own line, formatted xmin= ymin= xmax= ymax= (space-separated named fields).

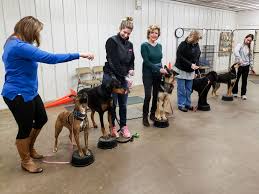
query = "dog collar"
xmin=73 ymin=110 xmax=86 ymax=121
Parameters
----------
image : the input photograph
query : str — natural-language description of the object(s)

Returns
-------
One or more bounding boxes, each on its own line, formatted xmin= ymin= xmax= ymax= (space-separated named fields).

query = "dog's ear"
xmin=78 ymin=93 xmax=88 ymax=104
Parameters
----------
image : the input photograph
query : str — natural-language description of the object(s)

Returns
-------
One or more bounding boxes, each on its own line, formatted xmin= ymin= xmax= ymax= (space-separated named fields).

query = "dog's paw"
xmin=156 ymin=117 xmax=162 ymax=121
xmin=83 ymin=148 xmax=90 ymax=156
xmin=162 ymin=116 xmax=167 ymax=120
xmin=79 ymin=151 xmax=85 ymax=158
xmin=93 ymin=124 xmax=98 ymax=128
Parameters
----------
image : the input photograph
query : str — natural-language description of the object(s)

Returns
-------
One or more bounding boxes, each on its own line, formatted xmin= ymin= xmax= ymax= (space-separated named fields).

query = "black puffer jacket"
xmin=103 ymin=34 xmax=135 ymax=81
xmin=175 ymin=40 xmax=201 ymax=72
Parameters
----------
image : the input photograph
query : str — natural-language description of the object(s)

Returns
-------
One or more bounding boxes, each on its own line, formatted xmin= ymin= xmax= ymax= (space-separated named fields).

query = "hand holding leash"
xmin=79 ymin=52 xmax=94 ymax=60
xmin=125 ymin=75 xmax=133 ymax=89
xmin=128 ymin=69 xmax=135 ymax=76
xmin=191 ymin=63 xmax=199 ymax=70
xmin=160 ymin=68 xmax=168 ymax=74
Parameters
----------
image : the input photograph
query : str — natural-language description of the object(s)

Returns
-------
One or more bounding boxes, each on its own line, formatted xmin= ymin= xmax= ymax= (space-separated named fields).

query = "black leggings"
xmin=3 ymin=95 xmax=48 ymax=139
xmin=142 ymin=75 xmax=161 ymax=117
xmin=232 ymin=65 xmax=250 ymax=96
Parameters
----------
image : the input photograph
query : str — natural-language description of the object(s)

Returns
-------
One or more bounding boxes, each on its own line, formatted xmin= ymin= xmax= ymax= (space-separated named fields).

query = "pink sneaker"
xmin=111 ymin=126 xmax=119 ymax=138
xmin=120 ymin=126 xmax=131 ymax=138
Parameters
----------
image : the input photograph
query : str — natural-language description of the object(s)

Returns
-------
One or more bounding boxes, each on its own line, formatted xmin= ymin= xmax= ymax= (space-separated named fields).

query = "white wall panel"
xmin=2 ymin=0 xmax=20 ymax=35
xmin=86 ymin=0 xmax=100 ymax=70
xmin=35 ymin=0 xmax=56 ymax=102
xmin=63 ymin=0 xmax=79 ymax=90
xmin=0 ymin=0 xmax=7 ymax=110
xmin=19 ymin=0 xmax=36 ymax=17
xmin=49 ymin=0 xmax=68 ymax=98
xmin=160 ymin=2 xmax=169 ymax=65
xmin=75 ymin=0 xmax=89 ymax=69
xmin=0 ymin=0 xmax=238 ymax=110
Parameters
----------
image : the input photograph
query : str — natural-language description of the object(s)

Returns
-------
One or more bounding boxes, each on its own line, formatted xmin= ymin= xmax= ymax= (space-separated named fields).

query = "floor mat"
xmin=127 ymin=96 xmax=144 ymax=105
xmin=250 ymin=80 xmax=259 ymax=84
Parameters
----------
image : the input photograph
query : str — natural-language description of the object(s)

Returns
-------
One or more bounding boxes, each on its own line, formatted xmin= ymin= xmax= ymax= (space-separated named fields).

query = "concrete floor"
xmin=1 ymin=76 xmax=259 ymax=194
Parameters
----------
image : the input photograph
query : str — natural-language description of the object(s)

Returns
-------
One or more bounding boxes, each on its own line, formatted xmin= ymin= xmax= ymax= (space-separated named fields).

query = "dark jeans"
xmin=232 ymin=65 xmax=250 ymax=96
xmin=102 ymin=73 xmax=128 ymax=128
xmin=142 ymin=75 xmax=161 ymax=117
xmin=3 ymin=95 xmax=48 ymax=139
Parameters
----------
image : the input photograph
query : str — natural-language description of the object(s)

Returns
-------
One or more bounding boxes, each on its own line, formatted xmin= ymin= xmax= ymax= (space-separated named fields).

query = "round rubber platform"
xmin=197 ymin=104 xmax=211 ymax=111
xmin=71 ymin=149 xmax=94 ymax=167
xmin=97 ymin=136 xmax=117 ymax=149
xmin=222 ymin=95 xmax=234 ymax=101
xmin=154 ymin=119 xmax=169 ymax=128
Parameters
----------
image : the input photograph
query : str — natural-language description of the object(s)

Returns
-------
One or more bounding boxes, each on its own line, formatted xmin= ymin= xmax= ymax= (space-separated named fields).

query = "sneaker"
xmin=120 ymin=126 xmax=131 ymax=138
xmin=178 ymin=106 xmax=188 ymax=112
xmin=241 ymin=95 xmax=247 ymax=100
xmin=233 ymin=94 xmax=238 ymax=98
xmin=111 ymin=126 xmax=119 ymax=138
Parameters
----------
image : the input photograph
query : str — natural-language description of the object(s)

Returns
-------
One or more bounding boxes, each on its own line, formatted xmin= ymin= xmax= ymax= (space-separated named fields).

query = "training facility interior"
xmin=1 ymin=0 xmax=259 ymax=194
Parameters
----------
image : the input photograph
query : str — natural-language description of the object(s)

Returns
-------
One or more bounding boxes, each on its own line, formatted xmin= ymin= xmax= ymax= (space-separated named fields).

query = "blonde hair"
xmin=147 ymin=25 xmax=160 ymax=39
xmin=187 ymin=31 xmax=202 ymax=44
xmin=119 ymin=17 xmax=134 ymax=30
xmin=11 ymin=16 xmax=43 ymax=47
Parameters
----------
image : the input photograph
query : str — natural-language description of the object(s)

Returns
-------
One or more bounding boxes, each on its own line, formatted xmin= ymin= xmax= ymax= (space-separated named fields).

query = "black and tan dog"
xmin=53 ymin=92 xmax=89 ymax=157
xmin=78 ymin=76 xmax=126 ymax=138
xmin=155 ymin=67 xmax=176 ymax=120
xmin=212 ymin=63 xmax=240 ymax=96
xmin=193 ymin=71 xmax=218 ymax=110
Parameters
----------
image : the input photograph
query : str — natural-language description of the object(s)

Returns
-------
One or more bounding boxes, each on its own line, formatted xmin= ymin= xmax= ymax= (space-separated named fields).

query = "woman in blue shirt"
xmin=1 ymin=16 xmax=94 ymax=173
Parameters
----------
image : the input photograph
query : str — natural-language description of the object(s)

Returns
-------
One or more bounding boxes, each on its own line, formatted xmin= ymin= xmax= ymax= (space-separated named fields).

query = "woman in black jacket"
xmin=174 ymin=31 xmax=201 ymax=112
xmin=103 ymin=17 xmax=135 ymax=138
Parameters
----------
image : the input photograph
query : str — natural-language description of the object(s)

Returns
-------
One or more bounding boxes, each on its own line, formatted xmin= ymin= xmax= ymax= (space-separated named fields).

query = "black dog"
xmin=212 ymin=63 xmax=240 ymax=97
xmin=78 ymin=77 xmax=126 ymax=138
xmin=192 ymin=71 xmax=218 ymax=111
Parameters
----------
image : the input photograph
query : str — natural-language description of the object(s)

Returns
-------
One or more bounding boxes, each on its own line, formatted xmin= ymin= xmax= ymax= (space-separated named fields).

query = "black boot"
xmin=143 ymin=116 xmax=150 ymax=127
xmin=149 ymin=113 xmax=155 ymax=121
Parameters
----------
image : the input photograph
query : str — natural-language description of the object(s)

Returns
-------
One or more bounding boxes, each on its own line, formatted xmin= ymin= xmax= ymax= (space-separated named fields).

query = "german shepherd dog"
xmin=155 ymin=67 xmax=176 ymax=121
xmin=77 ymin=76 xmax=126 ymax=138
xmin=212 ymin=63 xmax=240 ymax=96
xmin=193 ymin=71 xmax=218 ymax=110
xmin=53 ymin=92 xmax=89 ymax=157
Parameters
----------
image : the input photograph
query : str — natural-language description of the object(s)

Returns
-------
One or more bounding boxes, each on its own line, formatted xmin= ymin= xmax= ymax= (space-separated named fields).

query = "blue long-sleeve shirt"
xmin=1 ymin=37 xmax=80 ymax=102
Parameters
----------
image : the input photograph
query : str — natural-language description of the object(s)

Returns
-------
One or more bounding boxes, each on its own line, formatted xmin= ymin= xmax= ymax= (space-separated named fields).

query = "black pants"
xmin=232 ymin=65 xmax=250 ymax=96
xmin=142 ymin=75 xmax=161 ymax=117
xmin=3 ymin=95 xmax=48 ymax=139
